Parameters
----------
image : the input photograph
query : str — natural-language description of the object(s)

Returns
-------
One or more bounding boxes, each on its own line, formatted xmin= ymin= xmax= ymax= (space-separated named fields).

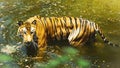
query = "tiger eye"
xmin=23 ymin=31 xmax=26 ymax=34
xmin=31 ymin=32 xmax=34 ymax=34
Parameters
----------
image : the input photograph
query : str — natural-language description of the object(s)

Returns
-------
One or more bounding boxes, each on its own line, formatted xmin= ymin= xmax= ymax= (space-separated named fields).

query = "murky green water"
xmin=0 ymin=0 xmax=120 ymax=68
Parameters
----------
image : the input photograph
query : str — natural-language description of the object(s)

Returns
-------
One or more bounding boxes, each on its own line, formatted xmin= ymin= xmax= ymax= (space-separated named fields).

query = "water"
xmin=0 ymin=0 xmax=120 ymax=68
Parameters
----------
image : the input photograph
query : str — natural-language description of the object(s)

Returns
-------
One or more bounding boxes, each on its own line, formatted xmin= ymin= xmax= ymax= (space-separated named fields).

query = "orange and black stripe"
xmin=34 ymin=16 xmax=120 ymax=47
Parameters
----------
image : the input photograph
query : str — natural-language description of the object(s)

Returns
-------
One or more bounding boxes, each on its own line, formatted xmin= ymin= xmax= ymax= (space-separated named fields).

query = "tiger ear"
xmin=32 ymin=20 xmax=36 ymax=25
xmin=17 ymin=21 xmax=23 ymax=26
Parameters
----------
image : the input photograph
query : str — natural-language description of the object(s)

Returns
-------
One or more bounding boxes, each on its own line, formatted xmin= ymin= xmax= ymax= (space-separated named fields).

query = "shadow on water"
xmin=0 ymin=0 xmax=120 ymax=68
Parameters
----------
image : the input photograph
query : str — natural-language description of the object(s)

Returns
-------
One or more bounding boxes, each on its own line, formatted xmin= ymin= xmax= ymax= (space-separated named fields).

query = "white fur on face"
xmin=23 ymin=27 xmax=27 ymax=33
xmin=31 ymin=27 xmax=35 ymax=32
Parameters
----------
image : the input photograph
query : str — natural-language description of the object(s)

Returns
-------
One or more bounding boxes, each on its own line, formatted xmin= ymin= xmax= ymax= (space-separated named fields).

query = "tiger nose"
xmin=25 ymin=42 xmax=32 ymax=45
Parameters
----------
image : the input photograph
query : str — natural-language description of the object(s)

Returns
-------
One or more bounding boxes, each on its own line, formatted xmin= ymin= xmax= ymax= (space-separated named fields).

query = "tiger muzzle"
xmin=25 ymin=42 xmax=33 ymax=46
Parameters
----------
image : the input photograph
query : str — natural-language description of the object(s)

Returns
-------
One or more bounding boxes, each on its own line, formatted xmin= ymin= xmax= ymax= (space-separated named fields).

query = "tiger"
xmin=17 ymin=15 xmax=119 ymax=58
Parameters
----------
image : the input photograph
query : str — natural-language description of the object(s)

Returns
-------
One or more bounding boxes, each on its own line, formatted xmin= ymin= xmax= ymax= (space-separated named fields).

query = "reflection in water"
xmin=0 ymin=0 xmax=120 ymax=68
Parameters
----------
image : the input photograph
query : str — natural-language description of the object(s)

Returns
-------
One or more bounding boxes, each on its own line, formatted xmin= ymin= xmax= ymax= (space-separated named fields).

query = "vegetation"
xmin=33 ymin=47 xmax=90 ymax=68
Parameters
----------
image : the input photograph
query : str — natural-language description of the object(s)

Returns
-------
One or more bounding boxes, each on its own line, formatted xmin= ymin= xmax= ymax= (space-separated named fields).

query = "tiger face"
xmin=17 ymin=20 xmax=37 ymax=44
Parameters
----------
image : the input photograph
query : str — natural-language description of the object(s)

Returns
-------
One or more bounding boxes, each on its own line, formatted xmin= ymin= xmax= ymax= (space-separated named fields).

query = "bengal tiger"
xmin=17 ymin=15 xmax=119 ymax=58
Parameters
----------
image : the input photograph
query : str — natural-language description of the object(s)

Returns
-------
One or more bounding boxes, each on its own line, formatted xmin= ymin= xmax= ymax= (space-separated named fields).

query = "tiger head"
xmin=17 ymin=20 xmax=37 ymax=44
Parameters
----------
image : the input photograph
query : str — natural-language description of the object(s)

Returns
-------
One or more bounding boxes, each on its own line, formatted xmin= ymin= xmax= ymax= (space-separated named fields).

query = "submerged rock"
xmin=1 ymin=45 xmax=16 ymax=54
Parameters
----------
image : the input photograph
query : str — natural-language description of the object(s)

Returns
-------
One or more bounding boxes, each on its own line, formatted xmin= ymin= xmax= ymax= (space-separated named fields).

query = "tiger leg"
xmin=37 ymin=39 xmax=47 ymax=60
xmin=68 ymin=28 xmax=84 ymax=46
xmin=68 ymin=28 xmax=80 ymax=43
xmin=68 ymin=22 xmax=93 ymax=46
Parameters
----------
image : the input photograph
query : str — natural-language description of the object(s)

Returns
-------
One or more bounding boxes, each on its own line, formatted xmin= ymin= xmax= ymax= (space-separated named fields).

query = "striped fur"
xmin=17 ymin=15 xmax=119 ymax=57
